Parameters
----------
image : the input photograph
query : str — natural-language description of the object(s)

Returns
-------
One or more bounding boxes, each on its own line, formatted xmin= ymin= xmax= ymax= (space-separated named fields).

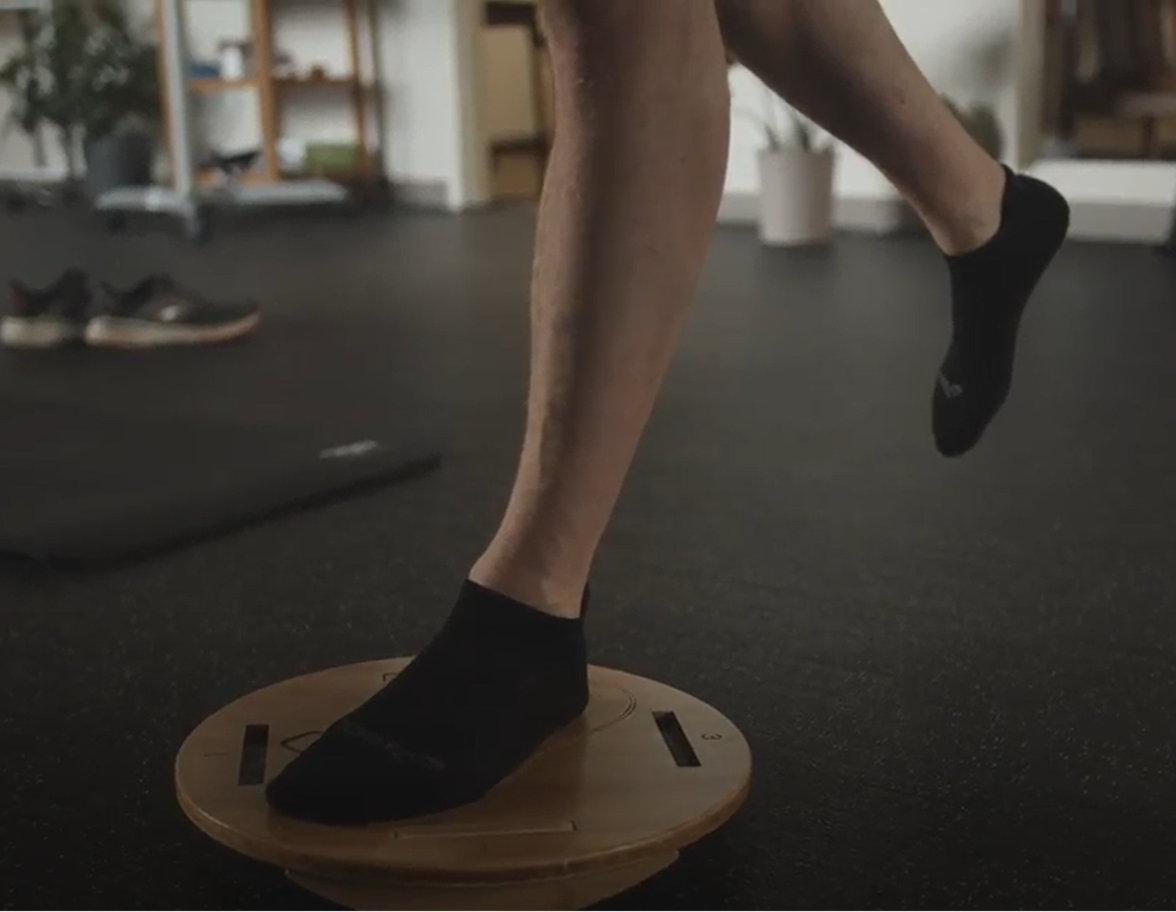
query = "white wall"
xmin=726 ymin=0 xmax=1176 ymax=209
xmin=378 ymin=0 xmax=481 ymax=208
xmin=3 ymin=0 xmax=1175 ymax=213
xmin=0 ymin=0 xmax=484 ymax=209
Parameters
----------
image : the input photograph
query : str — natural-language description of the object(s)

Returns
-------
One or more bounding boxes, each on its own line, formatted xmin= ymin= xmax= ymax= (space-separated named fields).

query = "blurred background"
xmin=4 ymin=1 xmax=1176 ymax=909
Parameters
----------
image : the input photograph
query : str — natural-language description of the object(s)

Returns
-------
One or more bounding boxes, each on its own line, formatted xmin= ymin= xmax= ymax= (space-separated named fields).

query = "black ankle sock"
xmin=932 ymin=166 xmax=1070 ymax=457
xmin=265 ymin=581 xmax=589 ymax=825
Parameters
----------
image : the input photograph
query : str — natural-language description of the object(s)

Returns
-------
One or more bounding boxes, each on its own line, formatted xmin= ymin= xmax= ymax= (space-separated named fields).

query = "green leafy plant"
xmin=0 ymin=1 xmax=159 ymax=178
xmin=0 ymin=11 xmax=47 ymax=151
xmin=76 ymin=1 xmax=161 ymax=138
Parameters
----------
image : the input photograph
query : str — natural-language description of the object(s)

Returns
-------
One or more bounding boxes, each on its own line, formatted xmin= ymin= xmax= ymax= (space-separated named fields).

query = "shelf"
xmin=276 ymin=74 xmax=354 ymax=86
xmin=196 ymin=167 xmax=271 ymax=188
xmin=191 ymin=76 xmax=259 ymax=93
xmin=281 ymin=166 xmax=372 ymax=184
xmin=274 ymin=75 xmax=371 ymax=93
xmin=189 ymin=75 xmax=368 ymax=94
xmin=154 ymin=0 xmax=381 ymax=211
xmin=196 ymin=165 xmax=378 ymax=189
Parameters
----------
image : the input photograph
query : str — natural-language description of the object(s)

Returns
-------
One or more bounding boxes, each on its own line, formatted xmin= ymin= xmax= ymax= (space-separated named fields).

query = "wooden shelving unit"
xmin=1049 ymin=0 xmax=1176 ymax=159
xmin=96 ymin=0 xmax=361 ymax=241
xmin=159 ymin=0 xmax=380 ymax=191
xmin=190 ymin=76 xmax=258 ymax=92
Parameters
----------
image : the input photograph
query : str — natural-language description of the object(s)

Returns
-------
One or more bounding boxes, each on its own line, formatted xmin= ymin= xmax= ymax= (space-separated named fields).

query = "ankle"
xmin=926 ymin=207 xmax=1000 ymax=256
xmin=917 ymin=160 xmax=1007 ymax=256
xmin=927 ymin=212 xmax=998 ymax=256
xmin=468 ymin=553 xmax=587 ymax=620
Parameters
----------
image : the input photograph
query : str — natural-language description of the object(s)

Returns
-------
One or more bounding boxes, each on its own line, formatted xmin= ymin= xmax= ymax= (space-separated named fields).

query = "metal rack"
xmin=95 ymin=0 xmax=353 ymax=242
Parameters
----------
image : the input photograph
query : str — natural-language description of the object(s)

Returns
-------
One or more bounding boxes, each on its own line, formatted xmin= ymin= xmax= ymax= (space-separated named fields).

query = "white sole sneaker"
xmin=0 ymin=316 xmax=87 ymax=349
xmin=83 ymin=312 xmax=261 ymax=348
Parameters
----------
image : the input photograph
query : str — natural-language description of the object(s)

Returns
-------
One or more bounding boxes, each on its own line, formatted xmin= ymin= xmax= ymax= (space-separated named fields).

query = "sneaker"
xmin=1 ymin=268 xmax=92 ymax=349
xmin=84 ymin=275 xmax=260 ymax=348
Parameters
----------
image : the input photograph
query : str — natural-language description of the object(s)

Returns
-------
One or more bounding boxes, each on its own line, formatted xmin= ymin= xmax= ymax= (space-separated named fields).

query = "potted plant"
xmin=739 ymin=76 xmax=836 ymax=247
xmin=0 ymin=10 xmax=49 ymax=168
xmin=0 ymin=8 xmax=54 ymax=208
xmin=0 ymin=1 xmax=159 ymax=200
xmin=77 ymin=1 xmax=160 ymax=199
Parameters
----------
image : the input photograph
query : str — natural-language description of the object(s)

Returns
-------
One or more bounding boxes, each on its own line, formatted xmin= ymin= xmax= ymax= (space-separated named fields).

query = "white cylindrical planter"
xmin=757 ymin=148 xmax=835 ymax=247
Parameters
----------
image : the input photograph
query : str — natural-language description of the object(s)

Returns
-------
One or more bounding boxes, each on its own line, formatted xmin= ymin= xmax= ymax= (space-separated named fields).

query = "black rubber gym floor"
xmin=3 ymin=204 xmax=1176 ymax=909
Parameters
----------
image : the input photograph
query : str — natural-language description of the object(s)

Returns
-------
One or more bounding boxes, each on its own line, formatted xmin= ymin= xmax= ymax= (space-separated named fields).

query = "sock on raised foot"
xmin=932 ymin=165 xmax=1070 ymax=457
xmin=265 ymin=581 xmax=590 ymax=825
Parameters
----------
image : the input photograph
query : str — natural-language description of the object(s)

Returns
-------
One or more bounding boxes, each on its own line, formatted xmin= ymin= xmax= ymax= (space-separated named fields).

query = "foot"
xmin=1 ymin=268 xmax=91 ymax=349
xmin=265 ymin=581 xmax=590 ymax=825
xmin=932 ymin=166 xmax=1070 ymax=457
xmin=84 ymin=275 xmax=259 ymax=349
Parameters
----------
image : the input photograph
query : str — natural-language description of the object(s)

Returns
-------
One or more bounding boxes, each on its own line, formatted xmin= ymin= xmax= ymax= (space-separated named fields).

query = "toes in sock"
xmin=933 ymin=165 xmax=1070 ymax=457
xmin=265 ymin=581 xmax=589 ymax=825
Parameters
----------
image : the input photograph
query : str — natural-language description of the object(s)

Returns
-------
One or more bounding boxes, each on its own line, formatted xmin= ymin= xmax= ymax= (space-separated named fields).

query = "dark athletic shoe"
xmin=85 ymin=275 xmax=260 ymax=348
xmin=1 ymin=268 xmax=92 ymax=349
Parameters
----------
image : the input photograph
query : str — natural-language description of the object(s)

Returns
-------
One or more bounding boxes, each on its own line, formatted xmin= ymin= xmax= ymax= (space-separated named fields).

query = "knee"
xmin=539 ymin=0 xmax=723 ymax=81
xmin=538 ymin=0 xmax=645 ymax=53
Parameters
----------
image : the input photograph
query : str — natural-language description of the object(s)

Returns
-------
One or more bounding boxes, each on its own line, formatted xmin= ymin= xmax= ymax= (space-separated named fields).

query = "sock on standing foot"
xmin=265 ymin=581 xmax=590 ymax=825
xmin=932 ymin=165 xmax=1070 ymax=457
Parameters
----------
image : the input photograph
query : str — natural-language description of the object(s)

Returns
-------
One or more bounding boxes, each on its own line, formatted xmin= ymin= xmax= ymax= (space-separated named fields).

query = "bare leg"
xmin=717 ymin=0 xmax=1004 ymax=255
xmin=266 ymin=0 xmax=730 ymax=825
xmin=470 ymin=0 xmax=731 ymax=618
xmin=717 ymin=0 xmax=1070 ymax=456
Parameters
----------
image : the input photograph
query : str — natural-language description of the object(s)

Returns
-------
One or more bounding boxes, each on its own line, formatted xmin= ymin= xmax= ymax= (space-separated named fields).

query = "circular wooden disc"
xmin=176 ymin=659 xmax=751 ymax=885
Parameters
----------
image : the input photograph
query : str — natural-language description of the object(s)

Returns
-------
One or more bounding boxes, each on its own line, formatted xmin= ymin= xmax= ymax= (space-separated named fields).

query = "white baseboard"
xmin=718 ymin=191 xmax=1173 ymax=244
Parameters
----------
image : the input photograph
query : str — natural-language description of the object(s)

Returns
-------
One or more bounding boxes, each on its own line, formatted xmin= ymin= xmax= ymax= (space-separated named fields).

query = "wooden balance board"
xmin=175 ymin=658 xmax=752 ymax=910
